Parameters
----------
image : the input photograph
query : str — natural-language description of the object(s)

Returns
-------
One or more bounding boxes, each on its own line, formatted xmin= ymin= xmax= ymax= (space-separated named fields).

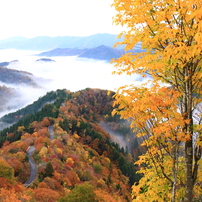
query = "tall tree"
xmin=112 ymin=0 xmax=202 ymax=201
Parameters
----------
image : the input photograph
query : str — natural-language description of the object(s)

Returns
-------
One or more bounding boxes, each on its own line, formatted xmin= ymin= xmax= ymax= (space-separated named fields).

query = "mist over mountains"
xmin=37 ymin=45 xmax=124 ymax=61
xmin=0 ymin=33 xmax=143 ymax=61
xmin=0 ymin=33 xmax=145 ymax=118
xmin=0 ymin=34 xmax=123 ymax=50
xmin=0 ymin=33 xmax=145 ymax=201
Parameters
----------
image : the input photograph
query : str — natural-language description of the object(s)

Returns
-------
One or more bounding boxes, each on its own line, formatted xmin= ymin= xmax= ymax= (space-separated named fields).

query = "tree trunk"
xmin=184 ymin=66 xmax=194 ymax=202
xmin=185 ymin=140 xmax=194 ymax=202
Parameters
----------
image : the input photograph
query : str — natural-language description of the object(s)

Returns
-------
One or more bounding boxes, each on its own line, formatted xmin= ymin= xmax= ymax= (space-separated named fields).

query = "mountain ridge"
xmin=37 ymin=45 xmax=124 ymax=61
xmin=0 ymin=88 xmax=141 ymax=201
xmin=0 ymin=34 xmax=123 ymax=50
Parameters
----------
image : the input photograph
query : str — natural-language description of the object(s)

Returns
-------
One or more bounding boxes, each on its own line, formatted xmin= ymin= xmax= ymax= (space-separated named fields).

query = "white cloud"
xmin=0 ymin=49 xmax=147 ymax=116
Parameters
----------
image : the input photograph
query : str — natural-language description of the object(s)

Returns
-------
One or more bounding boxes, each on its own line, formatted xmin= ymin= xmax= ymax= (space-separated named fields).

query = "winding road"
xmin=24 ymin=146 xmax=37 ymax=187
xmin=24 ymin=125 xmax=54 ymax=187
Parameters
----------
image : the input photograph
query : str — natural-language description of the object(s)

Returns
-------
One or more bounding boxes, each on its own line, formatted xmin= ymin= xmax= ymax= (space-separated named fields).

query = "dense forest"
xmin=0 ymin=0 xmax=201 ymax=201
xmin=0 ymin=88 xmax=141 ymax=201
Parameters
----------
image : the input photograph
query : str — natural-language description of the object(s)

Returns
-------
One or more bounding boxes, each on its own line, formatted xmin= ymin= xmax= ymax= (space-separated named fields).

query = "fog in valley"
xmin=0 ymin=49 xmax=148 ymax=118
xmin=100 ymin=121 xmax=128 ymax=151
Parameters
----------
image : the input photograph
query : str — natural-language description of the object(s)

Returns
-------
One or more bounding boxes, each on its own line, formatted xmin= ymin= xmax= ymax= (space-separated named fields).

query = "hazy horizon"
xmin=0 ymin=49 xmax=147 ymax=118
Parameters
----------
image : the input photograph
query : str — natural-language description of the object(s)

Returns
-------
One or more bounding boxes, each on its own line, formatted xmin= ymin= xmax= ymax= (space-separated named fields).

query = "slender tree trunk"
xmin=185 ymin=140 xmax=194 ymax=202
xmin=171 ymin=142 xmax=179 ymax=202
xmin=184 ymin=66 xmax=195 ymax=202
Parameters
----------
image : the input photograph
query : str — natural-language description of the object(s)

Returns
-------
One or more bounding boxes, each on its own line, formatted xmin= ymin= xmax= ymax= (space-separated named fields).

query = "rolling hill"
xmin=0 ymin=66 xmax=37 ymax=86
xmin=0 ymin=88 xmax=141 ymax=201
xmin=78 ymin=45 xmax=122 ymax=61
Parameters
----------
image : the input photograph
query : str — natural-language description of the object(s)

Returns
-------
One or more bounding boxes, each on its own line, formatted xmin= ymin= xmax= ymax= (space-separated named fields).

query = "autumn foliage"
xmin=112 ymin=0 xmax=202 ymax=201
xmin=0 ymin=89 xmax=138 ymax=201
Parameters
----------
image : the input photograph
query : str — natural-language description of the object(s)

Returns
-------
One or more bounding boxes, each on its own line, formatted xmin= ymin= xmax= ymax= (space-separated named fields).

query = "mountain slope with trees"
xmin=0 ymin=88 xmax=141 ymax=201
xmin=0 ymin=66 xmax=38 ymax=86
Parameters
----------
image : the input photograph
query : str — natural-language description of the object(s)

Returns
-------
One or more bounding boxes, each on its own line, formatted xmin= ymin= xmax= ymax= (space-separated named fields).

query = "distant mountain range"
xmin=37 ymin=45 xmax=124 ymax=61
xmin=37 ymin=44 xmax=143 ymax=61
xmin=0 ymin=34 xmax=124 ymax=50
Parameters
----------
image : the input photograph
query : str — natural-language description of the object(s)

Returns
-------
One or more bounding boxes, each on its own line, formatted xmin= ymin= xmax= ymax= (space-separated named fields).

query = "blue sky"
xmin=0 ymin=0 xmax=123 ymax=40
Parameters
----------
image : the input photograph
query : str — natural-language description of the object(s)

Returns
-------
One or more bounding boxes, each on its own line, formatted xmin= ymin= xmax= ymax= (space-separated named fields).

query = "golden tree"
xmin=112 ymin=0 xmax=202 ymax=201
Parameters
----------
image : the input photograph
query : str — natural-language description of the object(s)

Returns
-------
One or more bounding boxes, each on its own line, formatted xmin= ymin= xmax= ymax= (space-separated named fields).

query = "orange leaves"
xmin=112 ymin=0 xmax=202 ymax=100
xmin=113 ymin=84 xmax=181 ymax=131
xmin=0 ymin=188 xmax=31 ymax=202
xmin=33 ymin=187 xmax=60 ymax=202
xmin=95 ymin=189 xmax=123 ymax=202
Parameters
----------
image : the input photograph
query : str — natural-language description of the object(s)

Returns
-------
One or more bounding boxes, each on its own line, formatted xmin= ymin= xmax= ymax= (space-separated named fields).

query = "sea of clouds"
xmin=0 ymin=49 xmax=148 ymax=117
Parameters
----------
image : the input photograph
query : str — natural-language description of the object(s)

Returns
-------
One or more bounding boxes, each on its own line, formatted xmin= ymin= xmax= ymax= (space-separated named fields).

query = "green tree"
xmin=59 ymin=182 xmax=97 ymax=202
xmin=44 ymin=162 xmax=54 ymax=178
xmin=112 ymin=0 xmax=202 ymax=201
xmin=0 ymin=158 xmax=14 ymax=182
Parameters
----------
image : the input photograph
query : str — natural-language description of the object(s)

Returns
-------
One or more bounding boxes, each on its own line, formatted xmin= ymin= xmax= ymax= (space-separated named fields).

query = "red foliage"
xmin=2 ymin=141 xmax=10 ymax=148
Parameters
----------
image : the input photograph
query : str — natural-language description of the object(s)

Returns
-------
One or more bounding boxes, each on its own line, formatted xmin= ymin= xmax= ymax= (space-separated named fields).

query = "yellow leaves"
xmin=111 ymin=109 xmax=117 ymax=117
xmin=73 ymin=133 xmax=80 ymax=139
xmin=148 ymin=146 xmax=159 ymax=156
xmin=17 ymin=126 xmax=25 ymax=132
xmin=133 ymin=151 xmax=187 ymax=201
xmin=132 ymin=182 xmax=141 ymax=198
xmin=83 ymin=151 xmax=89 ymax=161
xmin=56 ymin=148 xmax=62 ymax=155
xmin=66 ymin=158 xmax=74 ymax=166
xmin=135 ymin=155 xmax=146 ymax=166
xmin=195 ymin=124 xmax=202 ymax=132
xmin=117 ymin=32 xmax=123 ymax=39
xmin=136 ymin=132 xmax=146 ymax=138
xmin=0 ymin=158 xmax=14 ymax=182
xmin=39 ymin=146 xmax=48 ymax=157
xmin=112 ymin=0 xmax=202 ymax=86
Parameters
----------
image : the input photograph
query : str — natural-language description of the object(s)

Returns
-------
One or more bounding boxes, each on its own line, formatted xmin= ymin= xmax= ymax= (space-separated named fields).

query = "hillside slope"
xmin=37 ymin=44 xmax=143 ymax=61
xmin=0 ymin=66 xmax=37 ymax=86
xmin=0 ymin=88 xmax=141 ymax=201
xmin=78 ymin=45 xmax=122 ymax=61
xmin=37 ymin=45 xmax=123 ymax=61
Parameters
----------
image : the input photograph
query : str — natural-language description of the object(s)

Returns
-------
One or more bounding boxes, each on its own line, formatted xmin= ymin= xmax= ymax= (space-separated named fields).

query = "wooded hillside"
xmin=0 ymin=88 xmax=141 ymax=201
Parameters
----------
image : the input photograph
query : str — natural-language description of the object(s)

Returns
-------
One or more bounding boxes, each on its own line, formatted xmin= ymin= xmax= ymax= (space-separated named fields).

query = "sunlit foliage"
xmin=112 ymin=0 xmax=202 ymax=201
